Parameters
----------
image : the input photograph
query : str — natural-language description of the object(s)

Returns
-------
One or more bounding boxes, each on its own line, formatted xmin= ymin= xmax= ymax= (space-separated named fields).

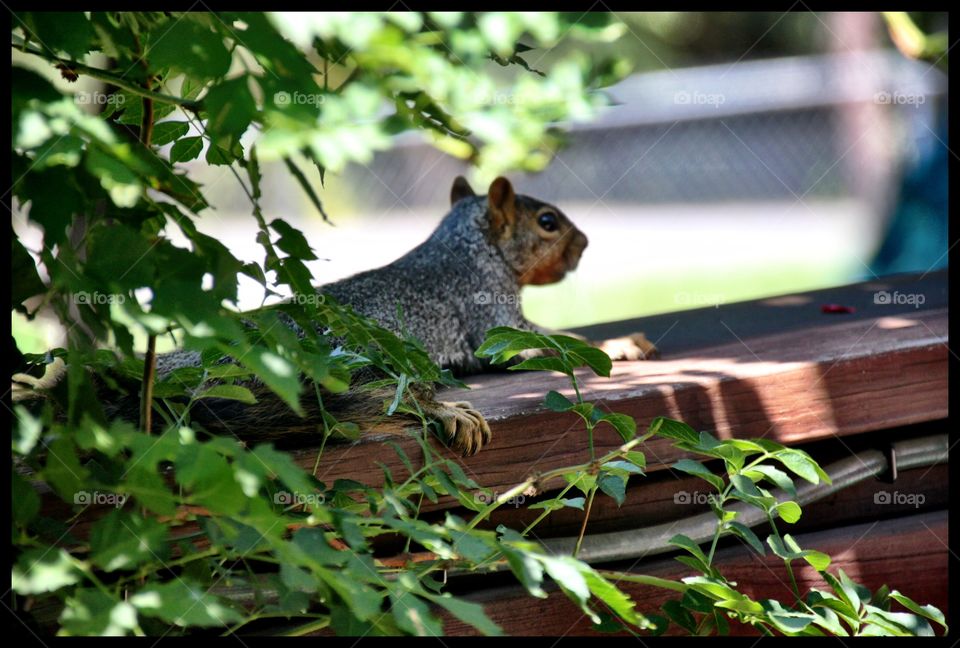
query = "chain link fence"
xmin=336 ymin=50 xmax=946 ymax=213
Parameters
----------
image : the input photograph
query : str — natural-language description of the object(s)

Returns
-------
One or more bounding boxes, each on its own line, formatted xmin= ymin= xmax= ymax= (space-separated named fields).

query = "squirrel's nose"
xmin=569 ymin=229 xmax=588 ymax=254
xmin=565 ymin=229 xmax=588 ymax=269
xmin=575 ymin=230 xmax=588 ymax=250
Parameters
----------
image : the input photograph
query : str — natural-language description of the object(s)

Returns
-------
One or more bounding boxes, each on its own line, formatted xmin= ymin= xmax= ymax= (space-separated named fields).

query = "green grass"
xmin=521 ymin=261 xmax=858 ymax=330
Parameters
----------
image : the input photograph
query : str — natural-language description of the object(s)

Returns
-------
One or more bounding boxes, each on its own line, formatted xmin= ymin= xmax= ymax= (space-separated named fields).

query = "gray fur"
xmin=322 ymin=194 xmax=534 ymax=373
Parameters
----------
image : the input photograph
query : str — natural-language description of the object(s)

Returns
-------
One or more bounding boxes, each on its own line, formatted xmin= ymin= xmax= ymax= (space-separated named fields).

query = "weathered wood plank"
xmin=434 ymin=510 xmax=949 ymax=636
xmin=295 ymin=307 xmax=948 ymax=500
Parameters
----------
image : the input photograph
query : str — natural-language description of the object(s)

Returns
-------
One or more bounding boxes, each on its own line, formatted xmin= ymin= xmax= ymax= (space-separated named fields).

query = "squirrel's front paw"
xmin=433 ymin=401 xmax=492 ymax=456
xmin=598 ymin=333 xmax=660 ymax=361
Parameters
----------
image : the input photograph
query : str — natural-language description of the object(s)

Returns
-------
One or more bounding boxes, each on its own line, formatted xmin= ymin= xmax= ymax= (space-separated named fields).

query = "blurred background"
xmin=13 ymin=11 xmax=949 ymax=351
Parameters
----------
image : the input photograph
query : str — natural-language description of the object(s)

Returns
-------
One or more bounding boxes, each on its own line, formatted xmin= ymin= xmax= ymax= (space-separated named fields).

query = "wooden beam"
xmin=433 ymin=510 xmax=949 ymax=636
xmin=296 ymin=308 xmax=947 ymax=500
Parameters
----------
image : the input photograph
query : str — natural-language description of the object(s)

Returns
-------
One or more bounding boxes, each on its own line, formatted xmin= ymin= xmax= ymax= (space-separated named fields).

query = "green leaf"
xmin=44 ymin=435 xmax=90 ymax=504
xmin=390 ymin=591 xmax=443 ymax=636
xmin=508 ymin=355 xmax=570 ymax=375
xmin=805 ymin=593 xmax=852 ymax=635
xmin=714 ymin=597 xmax=765 ymax=615
xmin=560 ymin=496 xmax=586 ymax=510
xmin=662 ymin=599 xmax=697 ymax=634
xmin=13 ymin=405 xmax=43 ymax=455
xmin=271 ymin=218 xmax=318 ymax=261
xmin=20 ymin=12 xmax=96 ymax=59
xmin=762 ymin=608 xmax=816 ymax=634
xmin=12 ymin=472 xmax=41 ymax=527
xmin=202 ymin=76 xmax=257 ymax=151
xmin=475 ymin=327 xmax=552 ymax=363
xmin=125 ymin=462 xmax=178 ymax=516
xmin=888 ymin=591 xmax=947 ymax=632
xmin=451 ymin=533 xmax=494 ymax=563
xmin=89 ymin=509 xmax=169 ymax=572
xmin=566 ymin=345 xmax=613 ymax=377
xmin=146 ymin=16 xmax=232 ymax=79
xmin=280 ymin=562 xmax=318 ymax=594
xmin=597 ymin=412 xmax=636 ymax=442
xmin=775 ymin=501 xmax=802 ymax=524
xmin=540 ymin=556 xmax=596 ymax=622
xmin=730 ymin=474 xmax=762 ymax=497
xmin=501 ymin=547 xmax=546 ymax=598
xmin=767 ymin=534 xmax=831 ymax=571
xmin=544 ymin=389 xmax=574 ymax=412
xmin=583 ymin=569 xmax=645 ymax=627
xmin=650 ymin=417 xmax=699 ymax=444
xmin=282 ymin=157 xmax=330 ymax=222
xmin=151 ymin=121 xmax=190 ymax=147
xmin=170 ymin=136 xmax=204 ymax=162
xmin=174 ymin=444 xmax=247 ymax=516
xmin=598 ymin=473 xmax=626 ymax=506
xmin=668 ymin=534 xmax=709 ymax=569
xmin=251 ymin=443 xmax=318 ymax=502
xmin=196 ymin=384 xmax=258 ymax=404
xmin=725 ymin=521 xmax=765 ymax=556
xmin=623 ymin=450 xmax=646 ymax=470
xmin=131 ymin=579 xmax=242 ymax=627
xmin=863 ymin=605 xmax=934 ymax=636
xmin=682 ymin=575 xmax=744 ymax=602
xmin=85 ymin=223 xmax=155 ymax=288
xmin=236 ymin=345 xmax=303 ymax=415
xmin=602 ymin=460 xmax=644 ymax=475
xmin=672 ymin=459 xmax=724 ymax=491
xmin=808 ymin=588 xmax=859 ymax=625
xmin=12 ymin=548 xmax=83 ymax=594
xmin=59 ymin=589 xmax=139 ymax=636
xmin=422 ymin=592 xmax=504 ymax=636
xmin=773 ymin=449 xmax=831 ymax=485
xmin=744 ymin=464 xmax=796 ymax=497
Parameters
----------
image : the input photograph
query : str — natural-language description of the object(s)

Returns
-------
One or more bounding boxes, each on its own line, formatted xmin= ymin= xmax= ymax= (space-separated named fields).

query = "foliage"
xmin=10 ymin=11 xmax=944 ymax=638
xmin=478 ymin=327 xmax=947 ymax=637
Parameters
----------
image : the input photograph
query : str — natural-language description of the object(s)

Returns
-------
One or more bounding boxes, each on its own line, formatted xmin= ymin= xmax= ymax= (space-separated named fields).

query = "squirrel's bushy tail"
xmin=13 ymin=359 xmax=489 ymax=455
xmin=184 ymin=381 xmax=426 ymax=444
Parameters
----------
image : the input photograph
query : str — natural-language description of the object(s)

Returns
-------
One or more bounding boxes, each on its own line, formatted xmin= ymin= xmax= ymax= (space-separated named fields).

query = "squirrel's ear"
xmin=450 ymin=176 xmax=476 ymax=205
xmin=487 ymin=177 xmax=516 ymax=235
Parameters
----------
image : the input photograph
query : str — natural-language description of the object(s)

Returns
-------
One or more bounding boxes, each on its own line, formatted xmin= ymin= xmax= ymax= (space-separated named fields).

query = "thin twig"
xmin=16 ymin=41 xmax=202 ymax=112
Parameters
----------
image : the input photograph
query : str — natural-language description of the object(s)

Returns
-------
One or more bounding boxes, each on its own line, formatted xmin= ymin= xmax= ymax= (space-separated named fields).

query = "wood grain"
xmin=295 ymin=308 xmax=948 ymax=499
xmin=434 ymin=510 xmax=949 ymax=636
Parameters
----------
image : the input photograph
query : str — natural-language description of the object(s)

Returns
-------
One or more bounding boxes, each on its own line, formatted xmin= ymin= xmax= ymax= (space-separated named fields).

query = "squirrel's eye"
xmin=538 ymin=212 xmax=559 ymax=232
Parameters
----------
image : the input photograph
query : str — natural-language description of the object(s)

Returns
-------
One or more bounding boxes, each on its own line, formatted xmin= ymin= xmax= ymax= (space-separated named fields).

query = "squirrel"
xmin=13 ymin=176 xmax=658 ymax=456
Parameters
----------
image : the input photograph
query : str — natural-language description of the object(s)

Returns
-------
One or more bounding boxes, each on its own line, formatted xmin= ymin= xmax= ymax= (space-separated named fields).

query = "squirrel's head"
xmin=451 ymin=176 xmax=588 ymax=286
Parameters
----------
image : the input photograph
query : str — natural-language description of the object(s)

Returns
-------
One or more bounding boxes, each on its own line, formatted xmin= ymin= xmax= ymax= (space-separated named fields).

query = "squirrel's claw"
xmin=599 ymin=333 xmax=660 ymax=361
xmin=433 ymin=400 xmax=492 ymax=456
